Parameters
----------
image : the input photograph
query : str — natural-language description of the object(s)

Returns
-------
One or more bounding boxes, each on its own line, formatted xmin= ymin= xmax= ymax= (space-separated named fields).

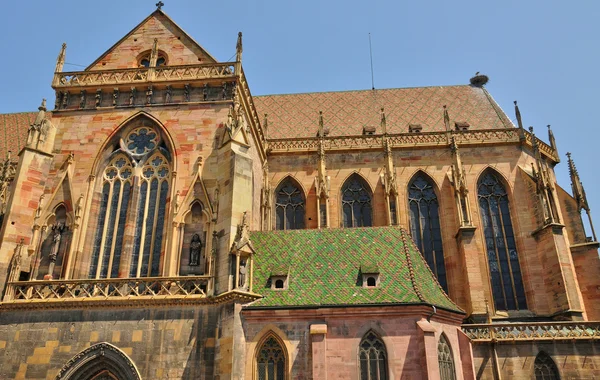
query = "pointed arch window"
xmin=478 ymin=170 xmax=527 ymax=311
xmin=275 ymin=178 xmax=305 ymax=230
xmin=257 ymin=336 xmax=286 ymax=380
xmin=90 ymin=124 xmax=170 ymax=279
xmin=438 ymin=334 xmax=456 ymax=380
xmin=408 ymin=173 xmax=447 ymax=292
xmin=359 ymin=331 xmax=388 ymax=380
xmin=534 ymin=352 xmax=560 ymax=380
xmin=342 ymin=174 xmax=373 ymax=227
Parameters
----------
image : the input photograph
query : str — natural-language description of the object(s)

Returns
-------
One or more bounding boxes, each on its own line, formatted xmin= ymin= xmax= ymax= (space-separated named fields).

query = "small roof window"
xmin=409 ymin=124 xmax=423 ymax=133
xmin=455 ymin=121 xmax=470 ymax=131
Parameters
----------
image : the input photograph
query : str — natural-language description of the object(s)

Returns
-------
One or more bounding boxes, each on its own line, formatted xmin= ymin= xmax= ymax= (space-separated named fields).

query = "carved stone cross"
xmin=156 ymin=1 xmax=164 ymax=10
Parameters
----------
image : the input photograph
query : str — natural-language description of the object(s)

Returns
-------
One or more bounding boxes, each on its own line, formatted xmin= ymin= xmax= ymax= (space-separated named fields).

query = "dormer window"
xmin=360 ymin=265 xmax=380 ymax=288
xmin=455 ymin=121 xmax=470 ymax=132
xmin=363 ymin=126 xmax=376 ymax=135
xmin=409 ymin=124 xmax=423 ymax=133
xmin=270 ymin=275 xmax=288 ymax=290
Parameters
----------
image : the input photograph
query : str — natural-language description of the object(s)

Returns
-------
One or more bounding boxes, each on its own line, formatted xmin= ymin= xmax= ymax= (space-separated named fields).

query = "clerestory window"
xmin=359 ymin=331 xmax=388 ymax=380
xmin=342 ymin=174 xmax=373 ymax=228
xmin=478 ymin=170 xmax=527 ymax=311
xmin=408 ymin=173 xmax=448 ymax=292
xmin=275 ymin=177 xmax=305 ymax=230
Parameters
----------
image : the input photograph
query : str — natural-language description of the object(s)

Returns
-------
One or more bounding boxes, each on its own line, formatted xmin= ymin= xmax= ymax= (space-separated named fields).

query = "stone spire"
xmin=149 ymin=38 xmax=159 ymax=67
xmin=530 ymin=127 xmax=557 ymax=225
xmin=55 ymin=43 xmax=66 ymax=73
xmin=450 ymin=137 xmax=472 ymax=226
xmin=380 ymin=107 xmax=397 ymax=225
xmin=315 ymin=111 xmax=330 ymax=228
xmin=236 ymin=32 xmax=243 ymax=63
xmin=514 ymin=101 xmax=526 ymax=142
xmin=547 ymin=124 xmax=559 ymax=162
xmin=443 ymin=105 xmax=451 ymax=143
xmin=567 ymin=152 xmax=596 ymax=241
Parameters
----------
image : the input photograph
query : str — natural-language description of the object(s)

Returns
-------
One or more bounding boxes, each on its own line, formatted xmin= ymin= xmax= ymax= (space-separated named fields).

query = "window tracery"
xmin=342 ymin=174 xmax=372 ymax=228
xmin=534 ymin=351 xmax=560 ymax=380
xmin=89 ymin=123 xmax=171 ymax=279
xmin=408 ymin=173 xmax=447 ymax=292
xmin=359 ymin=331 xmax=387 ymax=380
xmin=275 ymin=178 xmax=305 ymax=230
xmin=257 ymin=336 xmax=286 ymax=380
xmin=437 ymin=334 xmax=456 ymax=380
xmin=477 ymin=170 xmax=527 ymax=311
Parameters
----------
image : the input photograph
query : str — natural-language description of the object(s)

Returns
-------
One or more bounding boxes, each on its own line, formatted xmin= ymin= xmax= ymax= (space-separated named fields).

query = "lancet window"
xmin=275 ymin=178 xmax=305 ymax=230
xmin=408 ymin=173 xmax=447 ymax=292
xmin=89 ymin=123 xmax=171 ymax=279
xmin=359 ymin=331 xmax=388 ymax=380
xmin=438 ymin=334 xmax=456 ymax=380
xmin=342 ymin=174 xmax=373 ymax=228
xmin=257 ymin=336 xmax=286 ymax=380
xmin=534 ymin=351 xmax=560 ymax=380
xmin=477 ymin=170 xmax=527 ymax=311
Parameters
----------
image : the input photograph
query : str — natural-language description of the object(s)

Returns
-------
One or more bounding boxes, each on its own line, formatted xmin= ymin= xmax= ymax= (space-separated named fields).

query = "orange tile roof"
xmin=254 ymin=85 xmax=514 ymax=139
xmin=0 ymin=112 xmax=36 ymax=162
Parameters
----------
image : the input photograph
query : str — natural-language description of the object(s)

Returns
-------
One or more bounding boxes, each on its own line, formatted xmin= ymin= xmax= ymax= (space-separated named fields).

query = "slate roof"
xmin=253 ymin=85 xmax=514 ymax=139
xmin=246 ymin=226 xmax=463 ymax=313
xmin=0 ymin=112 xmax=35 ymax=162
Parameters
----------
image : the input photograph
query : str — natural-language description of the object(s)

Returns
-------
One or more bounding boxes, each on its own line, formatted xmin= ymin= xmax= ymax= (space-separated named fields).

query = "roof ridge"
xmin=253 ymin=84 xmax=473 ymax=98
xmin=400 ymin=228 xmax=426 ymax=303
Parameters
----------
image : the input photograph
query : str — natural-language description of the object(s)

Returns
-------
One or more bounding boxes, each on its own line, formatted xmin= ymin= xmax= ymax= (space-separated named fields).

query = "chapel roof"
xmin=246 ymin=226 xmax=463 ymax=313
xmin=0 ymin=112 xmax=36 ymax=161
xmin=253 ymin=85 xmax=514 ymax=139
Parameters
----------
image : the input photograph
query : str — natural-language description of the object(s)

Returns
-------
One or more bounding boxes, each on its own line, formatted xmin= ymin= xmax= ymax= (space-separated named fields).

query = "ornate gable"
xmin=86 ymin=10 xmax=217 ymax=71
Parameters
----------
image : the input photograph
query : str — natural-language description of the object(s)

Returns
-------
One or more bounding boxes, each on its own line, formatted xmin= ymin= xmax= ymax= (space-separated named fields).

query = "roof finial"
xmin=567 ymin=152 xmax=597 ymax=241
xmin=55 ymin=43 xmax=66 ymax=73
xmin=236 ymin=32 xmax=243 ymax=63
xmin=318 ymin=111 xmax=324 ymax=138
xmin=263 ymin=113 xmax=269 ymax=140
xmin=380 ymin=107 xmax=387 ymax=135
xmin=514 ymin=101 xmax=524 ymax=130
xmin=156 ymin=1 xmax=164 ymax=10
xmin=547 ymin=124 xmax=559 ymax=160
xmin=443 ymin=105 xmax=450 ymax=132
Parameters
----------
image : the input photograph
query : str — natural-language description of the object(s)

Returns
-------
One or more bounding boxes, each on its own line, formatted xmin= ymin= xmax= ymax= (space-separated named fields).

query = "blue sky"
xmin=2 ymin=0 xmax=599 ymax=236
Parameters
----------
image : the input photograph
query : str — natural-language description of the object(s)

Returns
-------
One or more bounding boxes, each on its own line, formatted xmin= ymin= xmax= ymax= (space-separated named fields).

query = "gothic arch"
xmin=476 ymin=167 xmax=528 ymax=311
xmin=437 ymin=333 xmax=456 ymax=380
xmin=406 ymin=170 xmax=448 ymax=292
xmin=340 ymin=172 xmax=374 ymax=228
xmin=252 ymin=330 xmax=290 ymax=380
xmin=90 ymin=111 xmax=177 ymax=177
xmin=273 ymin=174 xmax=309 ymax=198
xmin=406 ymin=169 xmax=442 ymax=196
xmin=339 ymin=171 xmax=375 ymax=195
xmin=534 ymin=351 xmax=560 ymax=380
xmin=357 ymin=330 xmax=388 ymax=380
xmin=56 ymin=342 xmax=142 ymax=380
xmin=474 ymin=166 xmax=513 ymax=195
xmin=273 ymin=175 xmax=306 ymax=230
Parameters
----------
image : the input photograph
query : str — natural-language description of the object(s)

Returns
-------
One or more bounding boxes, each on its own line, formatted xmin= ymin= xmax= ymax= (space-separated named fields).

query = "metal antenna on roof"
xmin=369 ymin=33 xmax=375 ymax=90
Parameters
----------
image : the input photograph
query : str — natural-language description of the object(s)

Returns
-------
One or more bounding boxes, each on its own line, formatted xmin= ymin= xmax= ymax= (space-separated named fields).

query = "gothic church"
xmin=0 ymin=6 xmax=598 ymax=380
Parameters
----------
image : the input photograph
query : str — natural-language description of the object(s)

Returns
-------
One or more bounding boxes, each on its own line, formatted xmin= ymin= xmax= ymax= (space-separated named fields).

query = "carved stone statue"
xmin=203 ymin=83 xmax=209 ymax=101
xmin=146 ymin=86 xmax=153 ymax=105
xmin=49 ymin=225 xmax=62 ymax=263
xmin=95 ymin=90 xmax=102 ymax=108
xmin=79 ymin=90 xmax=86 ymax=109
xmin=238 ymin=258 xmax=247 ymax=289
xmin=112 ymin=88 xmax=119 ymax=107
xmin=165 ymin=86 xmax=172 ymax=104
xmin=129 ymin=87 xmax=136 ymax=106
xmin=189 ymin=233 xmax=202 ymax=266
xmin=184 ymin=84 xmax=191 ymax=102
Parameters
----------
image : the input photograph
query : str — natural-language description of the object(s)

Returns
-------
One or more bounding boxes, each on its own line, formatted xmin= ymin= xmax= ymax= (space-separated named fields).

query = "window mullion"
xmin=496 ymin=196 xmax=520 ymax=310
xmin=136 ymin=179 xmax=151 ymax=278
xmin=147 ymin=178 xmax=163 ymax=277
xmin=106 ymin=179 xmax=125 ymax=278
xmin=487 ymin=197 xmax=509 ymax=310
xmin=95 ymin=181 xmax=114 ymax=279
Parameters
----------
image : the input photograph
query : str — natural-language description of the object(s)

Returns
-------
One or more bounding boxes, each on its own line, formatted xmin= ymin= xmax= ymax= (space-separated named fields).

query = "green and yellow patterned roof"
xmin=246 ymin=226 xmax=463 ymax=313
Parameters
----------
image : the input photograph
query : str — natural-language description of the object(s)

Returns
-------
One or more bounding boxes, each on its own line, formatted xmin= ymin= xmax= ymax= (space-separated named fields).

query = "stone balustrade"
xmin=462 ymin=321 xmax=600 ymax=342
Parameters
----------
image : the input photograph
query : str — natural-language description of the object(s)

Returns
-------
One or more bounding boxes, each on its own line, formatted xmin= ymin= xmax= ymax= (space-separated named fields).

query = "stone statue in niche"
xmin=184 ymin=84 xmax=191 ymax=102
xmin=203 ymin=83 xmax=209 ymax=101
xmin=79 ymin=90 xmax=86 ymax=109
xmin=165 ymin=85 xmax=172 ymax=104
xmin=238 ymin=258 xmax=248 ymax=289
xmin=95 ymin=90 xmax=102 ymax=108
xmin=189 ymin=233 xmax=202 ymax=266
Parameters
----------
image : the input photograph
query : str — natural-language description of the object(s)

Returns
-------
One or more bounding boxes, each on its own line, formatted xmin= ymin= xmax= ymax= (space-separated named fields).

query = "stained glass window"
xmin=257 ymin=336 xmax=286 ymax=380
xmin=90 ymin=154 xmax=134 ymax=279
xmin=342 ymin=174 xmax=372 ymax=228
xmin=408 ymin=174 xmax=447 ymax=292
xmin=359 ymin=331 xmax=387 ymax=380
xmin=90 ymin=125 xmax=171 ymax=279
xmin=534 ymin=352 xmax=560 ymax=380
xmin=478 ymin=170 xmax=527 ymax=311
xmin=438 ymin=335 xmax=456 ymax=380
xmin=275 ymin=178 xmax=305 ymax=230
xmin=130 ymin=152 xmax=170 ymax=277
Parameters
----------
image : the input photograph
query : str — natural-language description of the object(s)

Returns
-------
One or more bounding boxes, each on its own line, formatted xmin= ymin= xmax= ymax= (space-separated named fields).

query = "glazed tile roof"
xmin=246 ymin=226 xmax=463 ymax=313
xmin=0 ymin=112 xmax=36 ymax=162
xmin=253 ymin=85 xmax=514 ymax=139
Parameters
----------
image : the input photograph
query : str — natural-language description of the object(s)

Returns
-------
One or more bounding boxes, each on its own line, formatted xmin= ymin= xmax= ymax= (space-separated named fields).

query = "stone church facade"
xmin=0 ymin=7 xmax=599 ymax=380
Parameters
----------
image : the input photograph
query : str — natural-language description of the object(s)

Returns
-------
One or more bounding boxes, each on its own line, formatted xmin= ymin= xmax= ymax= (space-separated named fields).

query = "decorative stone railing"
xmin=267 ymin=129 xmax=558 ymax=161
xmin=53 ymin=62 xmax=237 ymax=88
xmin=462 ymin=321 xmax=600 ymax=342
xmin=2 ymin=276 xmax=210 ymax=303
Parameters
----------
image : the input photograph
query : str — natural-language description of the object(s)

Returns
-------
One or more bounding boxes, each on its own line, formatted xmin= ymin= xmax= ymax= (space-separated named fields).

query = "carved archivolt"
xmin=56 ymin=342 xmax=141 ymax=380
